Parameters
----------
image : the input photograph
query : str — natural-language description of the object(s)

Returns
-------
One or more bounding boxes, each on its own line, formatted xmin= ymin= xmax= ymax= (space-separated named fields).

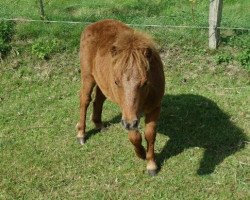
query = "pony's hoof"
xmin=97 ymin=125 xmax=108 ymax=132
xmin=136 ymin=150 xmax=146 ymax=160
xmin=100 ymin=126 xmax=108 ymax=132
xmin=77 ymin=137 xmax=85 ymax=145
xmin=147 ymin=169 xmax=157 ymax=176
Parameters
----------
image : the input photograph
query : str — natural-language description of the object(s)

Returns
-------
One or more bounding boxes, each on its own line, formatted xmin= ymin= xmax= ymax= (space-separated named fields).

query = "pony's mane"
xmin=112 ymin=30 xmax=156 ymax=82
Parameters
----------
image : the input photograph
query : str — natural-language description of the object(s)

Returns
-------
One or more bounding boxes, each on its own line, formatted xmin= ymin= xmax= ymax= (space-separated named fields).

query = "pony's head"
xmin=110 ymin=31 xmax=155 ymax=130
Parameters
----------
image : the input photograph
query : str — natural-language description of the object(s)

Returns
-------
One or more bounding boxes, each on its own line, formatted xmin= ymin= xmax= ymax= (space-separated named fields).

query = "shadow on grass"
xmin=157 ymin=94 xmax=248 ymax=175
xmin=84 ymin=114 xmax=121 ymax=142
xmin=83 ymin=94 xmax=247 ymax=175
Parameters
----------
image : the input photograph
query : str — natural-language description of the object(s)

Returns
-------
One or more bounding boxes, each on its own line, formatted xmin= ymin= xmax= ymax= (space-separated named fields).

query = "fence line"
xmin=1 ymin=18 xmax=250 ymax=31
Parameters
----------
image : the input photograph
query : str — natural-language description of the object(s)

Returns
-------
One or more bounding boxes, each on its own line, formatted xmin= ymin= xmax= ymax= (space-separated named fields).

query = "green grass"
xmin=1 ymin=49 xmax=249 ymax=199
xmin=1 ymin=0 xmax=249 ymax=26
xmin=1 ymin=0 xmax=250 ymax=199
xmin=1 ymin=0 xmax=250 ymax=51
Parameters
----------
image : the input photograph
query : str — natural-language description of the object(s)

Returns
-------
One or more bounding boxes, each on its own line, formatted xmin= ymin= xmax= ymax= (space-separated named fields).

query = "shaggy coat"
xmin=77 ymin=19 xmax=165 ymax=176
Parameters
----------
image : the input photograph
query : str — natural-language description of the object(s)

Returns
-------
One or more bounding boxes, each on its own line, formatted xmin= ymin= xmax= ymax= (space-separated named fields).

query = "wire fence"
xmin=1 ymin=17 xmax=250 ymax=31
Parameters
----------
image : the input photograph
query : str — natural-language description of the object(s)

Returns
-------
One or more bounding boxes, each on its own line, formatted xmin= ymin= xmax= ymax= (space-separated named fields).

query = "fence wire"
xmin=1 ymin=18 xmax=250 ymax=31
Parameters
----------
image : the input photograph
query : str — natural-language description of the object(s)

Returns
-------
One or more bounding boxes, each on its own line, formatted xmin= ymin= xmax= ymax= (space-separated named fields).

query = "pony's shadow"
xmin=157 ymin=94 xmax=247 ymax=175
xmin=84 ymin=94 xmax=247 ymax=175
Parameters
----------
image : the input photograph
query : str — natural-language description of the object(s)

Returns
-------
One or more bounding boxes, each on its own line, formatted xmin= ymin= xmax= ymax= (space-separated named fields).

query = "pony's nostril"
xmin=131 ymin=119 xmax=139 ymax=129
xmin=125 ymin=123 xmax=130 ymax=130
xmin=122 ymin=119 xmax=139 ymax=130
xmin=121 ymin=119 xmax=130 ymax=130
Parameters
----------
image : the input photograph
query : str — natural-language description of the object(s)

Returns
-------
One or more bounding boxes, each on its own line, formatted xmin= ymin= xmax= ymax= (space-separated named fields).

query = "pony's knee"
xmin=145 ymin=129 xmax=156 ymax=143
xmin=80 ymin=95 xmax=92 ymax=107
xmin=128 ymin=131 xmax=146 ymax=159
xmin=128 ymin=131 xmax=142 ymax=146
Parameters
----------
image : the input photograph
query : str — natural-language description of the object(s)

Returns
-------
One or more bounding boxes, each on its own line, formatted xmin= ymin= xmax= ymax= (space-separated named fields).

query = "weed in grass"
xmin=0 ymin=21 xmax=15 ymax=58
xmin=214 ymin=53 xmax=233 ymax=65
xmin=31 ymin=37 xmax=58 ymax=59
xmin=237 ymin=49 xmax=250 ymax=70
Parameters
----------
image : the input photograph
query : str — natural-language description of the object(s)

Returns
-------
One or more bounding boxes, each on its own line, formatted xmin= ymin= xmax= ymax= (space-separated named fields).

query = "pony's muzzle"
xmin=121 ymin=119 xmax=139 ymax=130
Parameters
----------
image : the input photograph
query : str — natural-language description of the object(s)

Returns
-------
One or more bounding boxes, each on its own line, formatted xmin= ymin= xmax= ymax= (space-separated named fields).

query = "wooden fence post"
xmin=39 ymin=0 xmax=45 ymax=20
xmin=209 ymin=0 xmax=223 ymax=49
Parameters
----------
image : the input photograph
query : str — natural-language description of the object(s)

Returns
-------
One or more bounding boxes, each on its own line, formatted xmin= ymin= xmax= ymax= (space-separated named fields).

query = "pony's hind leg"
xmin=76 ymin=76 xmax=95 ymax=145
xmin=144 ymin=107 xmax=161 ymax=176
xmin=92 ymin=86 xmax=106 ymax=130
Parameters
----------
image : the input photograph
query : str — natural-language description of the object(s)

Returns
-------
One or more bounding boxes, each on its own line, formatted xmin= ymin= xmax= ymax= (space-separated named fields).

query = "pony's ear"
xmin=110 ymin=45 xmax=118 ymax=57
xmin=144 ymin=48 xmax=153 ymax=60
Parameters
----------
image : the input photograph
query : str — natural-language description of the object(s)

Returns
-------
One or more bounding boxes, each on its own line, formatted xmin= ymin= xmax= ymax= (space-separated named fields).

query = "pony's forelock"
xmin=112 ymin=31 xmax=155 ymax=83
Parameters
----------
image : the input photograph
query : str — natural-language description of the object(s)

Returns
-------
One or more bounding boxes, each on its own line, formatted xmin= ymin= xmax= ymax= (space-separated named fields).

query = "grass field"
xmin=1 ymin=0 xmax=250 ymax=199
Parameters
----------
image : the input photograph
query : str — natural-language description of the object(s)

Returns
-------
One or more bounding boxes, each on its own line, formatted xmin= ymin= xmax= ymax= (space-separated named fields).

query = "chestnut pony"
xmin=76 ymin=19 xmax=165 ymax=176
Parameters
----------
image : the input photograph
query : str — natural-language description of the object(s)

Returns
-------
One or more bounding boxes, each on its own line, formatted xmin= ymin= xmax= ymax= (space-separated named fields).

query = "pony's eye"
xmin=141 ymin=81 xmax=148 ymax=88
xmin=115 ymin=81 xmax=119 ymax=86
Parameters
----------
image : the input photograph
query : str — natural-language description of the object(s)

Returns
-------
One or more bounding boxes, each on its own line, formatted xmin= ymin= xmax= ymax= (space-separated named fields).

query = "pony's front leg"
xmin=76 ymin=77 xmax=95 ymax=144
xmin=128 ymin=130 xmax=146 ymax=160
xmin=145 ymin=107 xmax=161 ymax=176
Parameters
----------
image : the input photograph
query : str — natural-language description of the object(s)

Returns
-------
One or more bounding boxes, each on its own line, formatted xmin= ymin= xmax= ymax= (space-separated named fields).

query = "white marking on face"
xmin=121 ymin=71 xmax=140 ymax=121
